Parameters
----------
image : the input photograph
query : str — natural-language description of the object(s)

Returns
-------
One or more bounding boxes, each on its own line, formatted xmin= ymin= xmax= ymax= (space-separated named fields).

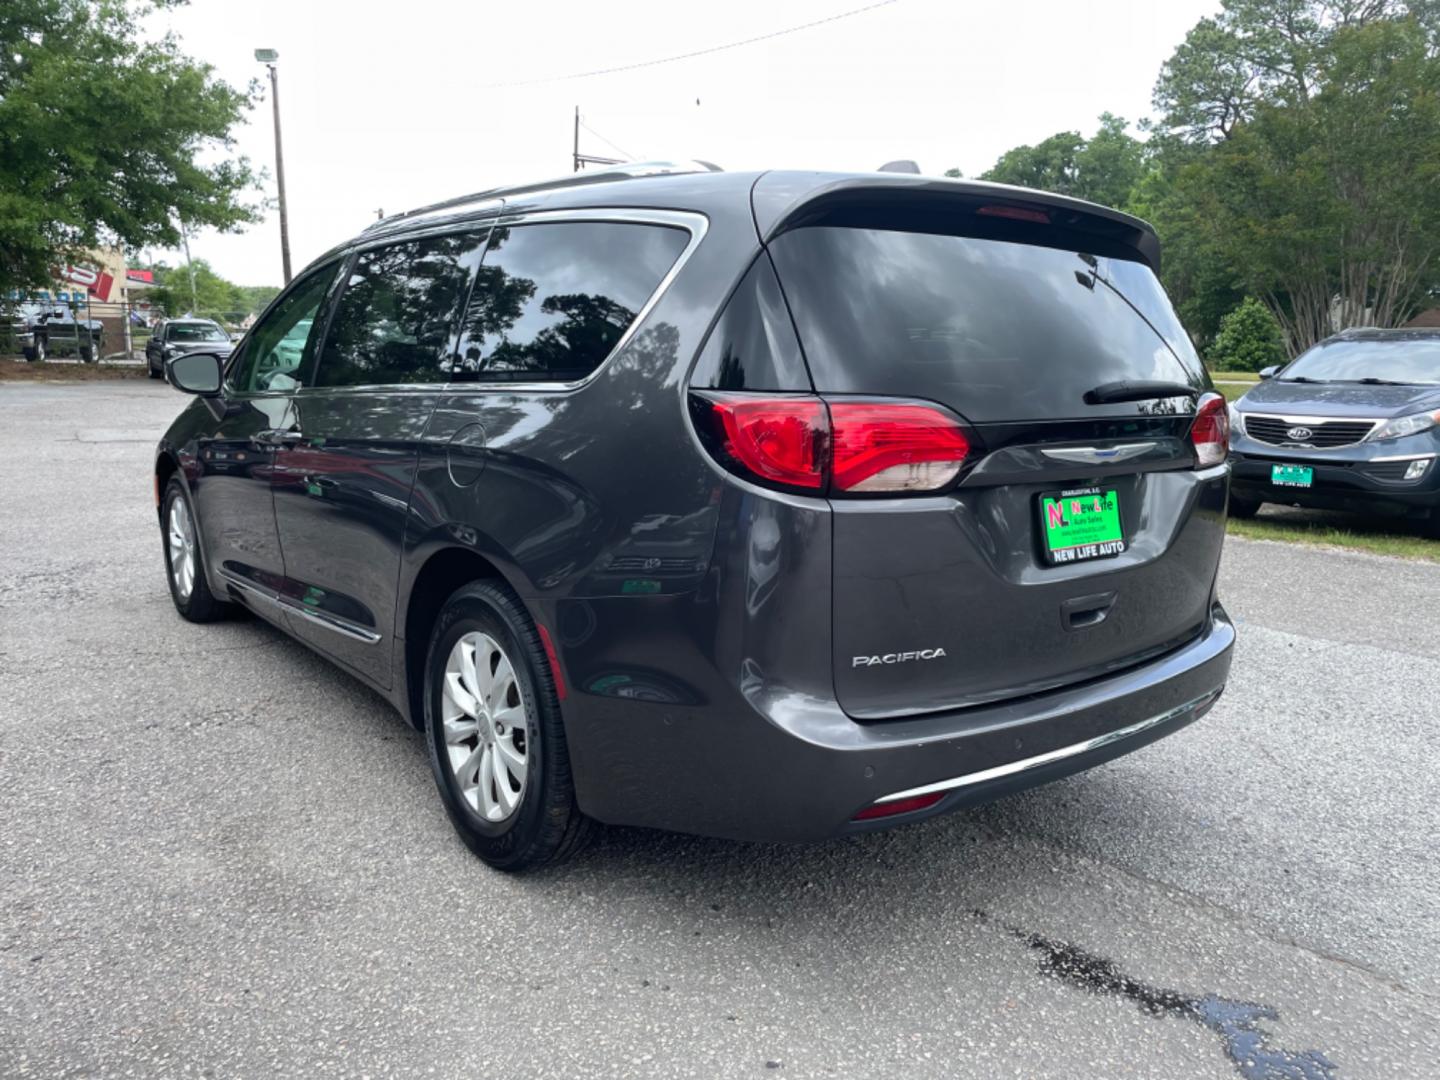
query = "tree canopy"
xmin=144 ymin=260 xmax=279 ymax=324
xmin=0 ymin=0 xmax=259 ymax=298
xmin=979 ymin=114 xmax=1147 ymax=210
xmin=964 ymin=1 xmax=1440 ymax=357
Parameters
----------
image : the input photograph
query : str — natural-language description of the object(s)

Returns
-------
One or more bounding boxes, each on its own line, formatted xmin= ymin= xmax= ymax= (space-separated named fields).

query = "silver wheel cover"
xmin=167 ymin=497 xmax=196 ymax=601
xmin=442 ymin=632 xmax=530 ymax=822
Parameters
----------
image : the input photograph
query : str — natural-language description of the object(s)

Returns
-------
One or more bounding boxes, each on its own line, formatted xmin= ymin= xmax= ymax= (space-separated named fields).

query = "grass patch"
xmin=1217 ymin=383 xmax=1252 ymax=402
xmin=1210 ymin=371 xmax=1261 ymax=383
xmin=0 ymin=359 xmax=149 ymax=382
xmin=1228 ymin=506 xmax=1439 ymax=562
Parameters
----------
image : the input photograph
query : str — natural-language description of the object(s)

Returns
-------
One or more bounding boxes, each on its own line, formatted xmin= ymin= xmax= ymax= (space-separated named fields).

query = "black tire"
xmin=1421 ymin=512 xmax=1440 ymax=541
xmin=147 ymin=356 xmax=163 ymax=379
xmin=423 ymin=580 xmax=591 ymax=871
xmin=161 ymin=477 xmax=230 ymax=623
xmin=79 ymin=343 xmax=95 ymax=363
xmin=1229 ymin=492 xmax=1262 ymax=519
xmin=23 ymin=339 xmax=44 ymax=362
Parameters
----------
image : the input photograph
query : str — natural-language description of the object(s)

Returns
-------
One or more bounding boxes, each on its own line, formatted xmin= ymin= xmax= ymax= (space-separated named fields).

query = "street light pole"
xmin=255 ymin=48 xmax=292 ymax=284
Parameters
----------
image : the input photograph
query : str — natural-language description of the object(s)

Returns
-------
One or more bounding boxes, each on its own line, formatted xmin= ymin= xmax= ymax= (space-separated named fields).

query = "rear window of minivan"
xmin=767 ymin=228 xmax=1202 ymax=424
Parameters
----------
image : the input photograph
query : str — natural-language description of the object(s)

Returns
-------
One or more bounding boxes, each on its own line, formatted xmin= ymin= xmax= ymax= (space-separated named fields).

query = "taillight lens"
xmin=691 ymin=392 xmax=977 ymax=496
xmin=830 ymin=401 xmax=972 ymax=493
xmin=1190 ymin=392 xmax=1229 ymax=468
xmin=694 ymin=393 xmax=827 ymax=491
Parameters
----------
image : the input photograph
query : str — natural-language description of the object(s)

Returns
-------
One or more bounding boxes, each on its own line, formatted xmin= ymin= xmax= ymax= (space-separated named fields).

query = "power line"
xmin=579 ymin=119 xmax=637 ymax=161
xmin=483 ymin=0 xmax=902 ymax=88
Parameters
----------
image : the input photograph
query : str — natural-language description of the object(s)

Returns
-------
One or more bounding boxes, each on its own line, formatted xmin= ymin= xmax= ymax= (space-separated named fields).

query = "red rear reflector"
xmin=536 ymin=623 xmax=567 ymax=701
xmin=699 ymin=394 xmax=826 ymax=490
xmin=976 ymin=204 xmax=1051 ymax=225
xmin=1190 ymin=392 xmax=1229 ymax=468
xmin=829 ymin=401 xmax=972 ymax=493
xmin=852 ymin=791 xmax=946 ymax=821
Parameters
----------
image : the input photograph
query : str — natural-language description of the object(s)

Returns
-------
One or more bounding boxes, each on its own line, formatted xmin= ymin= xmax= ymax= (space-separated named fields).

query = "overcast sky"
xmin=151 ymin=0 xmax=1215 ymax=286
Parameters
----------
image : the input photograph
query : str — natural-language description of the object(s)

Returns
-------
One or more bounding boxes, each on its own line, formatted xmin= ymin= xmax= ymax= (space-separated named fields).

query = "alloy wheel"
xmin=442 ymin=632 xmax=530 ymax=822
xmin=167 ymin=497 xmax=196 ymax=601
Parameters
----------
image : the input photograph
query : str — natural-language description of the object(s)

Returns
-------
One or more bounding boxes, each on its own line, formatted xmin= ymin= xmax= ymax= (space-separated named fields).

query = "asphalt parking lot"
xmin=2 ymin=380 xmax=1438 ymax=1079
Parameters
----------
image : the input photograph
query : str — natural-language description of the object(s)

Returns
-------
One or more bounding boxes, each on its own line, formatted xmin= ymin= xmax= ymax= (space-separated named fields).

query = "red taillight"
xmin=830 ymin=401 xmax=972 ymax=493
xmin=1190 ymin=392 xmax=1229 ymax=468
xmin=852 ymin=792 xmax=946 ymax=821
xmin=691 ymin=392 xmax=977 ymax=496
xmin=701 ymin=394 xmax=826 ymax=490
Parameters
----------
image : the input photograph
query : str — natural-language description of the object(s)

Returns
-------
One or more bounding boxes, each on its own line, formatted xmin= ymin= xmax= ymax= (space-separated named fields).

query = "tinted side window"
xmin=315 ymin=232 xmax=488 ymax=388
xmin=456 ymin=221 xmax=688 ymax=383
xmin=230 ymin=263 xmax=340 ymax=393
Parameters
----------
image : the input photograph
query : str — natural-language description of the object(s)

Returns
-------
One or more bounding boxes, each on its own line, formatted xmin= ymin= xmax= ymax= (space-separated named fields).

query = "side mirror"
xmin=166 ymin=351 xmax=224 ymax=395
xmin=1257 ymin=365 xmax=1279 ymax=380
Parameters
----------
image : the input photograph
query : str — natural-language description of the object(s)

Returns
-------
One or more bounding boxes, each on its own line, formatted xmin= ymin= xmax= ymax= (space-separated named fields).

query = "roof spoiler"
xmin=751 ymin=173 xmax=1161 ymax=273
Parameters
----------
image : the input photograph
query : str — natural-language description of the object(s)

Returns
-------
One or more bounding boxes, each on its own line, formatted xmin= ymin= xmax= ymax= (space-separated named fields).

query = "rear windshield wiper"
xmin=1343 ymin=377 xmax=1414 ymax=386
xmin=1084 ymin=380 xmax=1199 ymax=405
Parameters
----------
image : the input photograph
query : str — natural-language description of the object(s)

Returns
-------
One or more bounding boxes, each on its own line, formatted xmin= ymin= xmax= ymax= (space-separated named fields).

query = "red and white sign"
xmin=125 ymin=268 xmax=154 ymax=284
xmin=58 ymin=264 xmax=115 ymax=302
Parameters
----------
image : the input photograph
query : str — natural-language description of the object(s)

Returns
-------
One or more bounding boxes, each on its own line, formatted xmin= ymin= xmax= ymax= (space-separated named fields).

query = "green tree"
xmin=981 ymin=130 xmax=1085 ymax=195
xmin=1157 ymin=8 xmax=1440 ymax=352
xmin=236 ymin=284 xmax=281 ymax=316
xmin=147 ymin=259 xmax=245 ymax=323
xmin=978 ymin=114 xmax=1147 ymax=209
xmin=0 ymin=0 xmax=258 ymax=297
xmin=1209 ymin=296 xmax=1288 ymax=370
xmin=1126 ymin=136 xmax=1245 ymax=346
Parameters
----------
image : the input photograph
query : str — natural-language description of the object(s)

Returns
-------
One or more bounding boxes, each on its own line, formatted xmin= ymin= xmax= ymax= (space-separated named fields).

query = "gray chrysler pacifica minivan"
xmin=155 ymin=162 xmax=1235 ymax=870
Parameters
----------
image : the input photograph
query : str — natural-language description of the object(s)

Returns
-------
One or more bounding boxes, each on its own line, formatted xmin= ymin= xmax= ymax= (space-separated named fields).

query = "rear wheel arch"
xmin=154 ymin=451 xmax=181 ymax=518
xmin=402 ymin=547 xmax=522 ymax=729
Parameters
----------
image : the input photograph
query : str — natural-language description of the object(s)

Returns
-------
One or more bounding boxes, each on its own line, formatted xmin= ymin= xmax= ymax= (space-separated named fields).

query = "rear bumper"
xmin=561 ymin=601 xmax=1233 ymax=842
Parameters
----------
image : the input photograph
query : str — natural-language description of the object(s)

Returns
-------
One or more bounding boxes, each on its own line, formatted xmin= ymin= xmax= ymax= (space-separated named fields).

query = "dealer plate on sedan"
xmin=1271 ymin=463 xmax=1313 ymax=488
xmin=1039 ymin=487 xmax=1125 ymax=565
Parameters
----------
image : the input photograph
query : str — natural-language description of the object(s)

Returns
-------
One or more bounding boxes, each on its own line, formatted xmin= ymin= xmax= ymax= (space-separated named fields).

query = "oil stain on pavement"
xmin=984 ymin=914 xmax=1338 ymax=1080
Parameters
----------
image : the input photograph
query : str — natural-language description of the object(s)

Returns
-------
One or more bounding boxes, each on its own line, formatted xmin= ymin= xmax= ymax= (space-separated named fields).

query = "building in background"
xmin=4 ymin=247 xmax=154 ymax=357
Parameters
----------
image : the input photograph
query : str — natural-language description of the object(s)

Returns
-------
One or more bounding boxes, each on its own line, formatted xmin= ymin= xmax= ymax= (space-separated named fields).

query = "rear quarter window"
xmin=768 ymin=227 xmax=1199 ymax=423
xmin=455 ymin=221 xmax=688 ymax=383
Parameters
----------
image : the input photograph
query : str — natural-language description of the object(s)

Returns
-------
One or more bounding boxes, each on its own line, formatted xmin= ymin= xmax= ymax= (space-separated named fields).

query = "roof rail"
xmin=364 ymin=160 xmax=724 ymax=233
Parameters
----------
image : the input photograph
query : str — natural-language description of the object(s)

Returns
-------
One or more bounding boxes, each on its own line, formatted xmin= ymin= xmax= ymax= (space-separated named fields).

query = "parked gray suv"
xmin=153 ymin=163 xmax=1235 ymax=870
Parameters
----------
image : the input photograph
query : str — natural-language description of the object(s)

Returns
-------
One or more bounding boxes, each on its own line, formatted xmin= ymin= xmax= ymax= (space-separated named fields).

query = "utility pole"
xmin=571 ymin=106 xmax=623 ymax=172
xmin=181 ymin=222 xmax=198 ymax=313
xmin=255 ymin=49 xmax=292 ymax=284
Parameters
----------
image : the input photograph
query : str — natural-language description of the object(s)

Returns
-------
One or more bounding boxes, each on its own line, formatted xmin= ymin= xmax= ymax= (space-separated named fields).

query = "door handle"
xmin=254 ymin=428 xmax=304 ymax=447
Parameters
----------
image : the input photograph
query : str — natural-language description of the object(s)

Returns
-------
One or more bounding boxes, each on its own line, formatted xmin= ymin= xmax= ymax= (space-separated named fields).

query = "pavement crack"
xmin=973 ymin=818 xmax=1440 ymax=1006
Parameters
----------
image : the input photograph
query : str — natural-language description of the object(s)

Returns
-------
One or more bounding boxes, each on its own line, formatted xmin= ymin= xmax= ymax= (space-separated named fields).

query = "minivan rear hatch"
xmin=760 ymin=179 xmax=1225 ymax=719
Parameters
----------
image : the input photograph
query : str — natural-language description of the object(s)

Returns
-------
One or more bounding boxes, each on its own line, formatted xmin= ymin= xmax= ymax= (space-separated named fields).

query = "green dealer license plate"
xmin=1039 ymin=487 xmax=1126 ymax=565
xmin=1271 ymin=463 xmax=1313 ymax=487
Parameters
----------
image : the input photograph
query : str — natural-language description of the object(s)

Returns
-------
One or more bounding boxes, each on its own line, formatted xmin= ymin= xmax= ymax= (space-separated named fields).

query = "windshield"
xmin=1282 ymin=338 xmax=1440 ymax=385
xmin=169 ymin=323 xmax=228 ymax=342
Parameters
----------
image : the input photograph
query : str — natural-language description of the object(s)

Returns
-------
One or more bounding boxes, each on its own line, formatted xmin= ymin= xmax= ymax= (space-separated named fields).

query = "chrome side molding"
xmin=220 ymin=572 xmax=381 ymax=645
